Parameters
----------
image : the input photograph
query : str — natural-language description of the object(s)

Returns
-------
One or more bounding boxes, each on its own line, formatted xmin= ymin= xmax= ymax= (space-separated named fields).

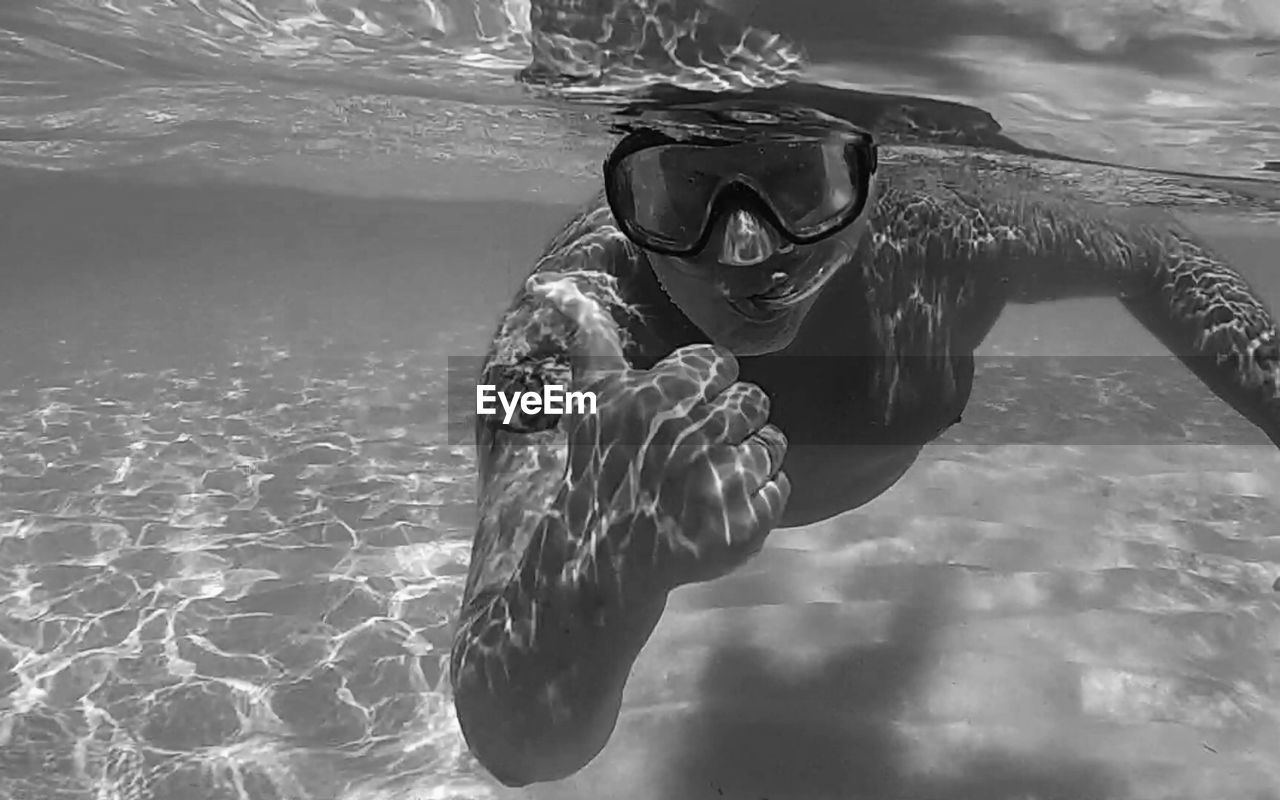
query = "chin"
xmin=713 ymin=299 xmax=812 ymax=356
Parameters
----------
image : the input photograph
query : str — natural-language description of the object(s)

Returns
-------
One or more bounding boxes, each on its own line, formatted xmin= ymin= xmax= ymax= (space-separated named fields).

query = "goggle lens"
xmin=606 ymin=133 xmax=876 ymax=255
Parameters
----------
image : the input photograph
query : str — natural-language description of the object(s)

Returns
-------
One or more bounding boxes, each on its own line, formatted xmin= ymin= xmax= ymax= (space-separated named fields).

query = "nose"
xmin=717 ymin=207 xmax=785 ymax=267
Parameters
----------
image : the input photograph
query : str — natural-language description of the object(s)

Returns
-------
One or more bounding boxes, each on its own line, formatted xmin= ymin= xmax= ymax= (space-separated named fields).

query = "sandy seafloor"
xmin=1 ymin=162 xmax=1280 ymax=800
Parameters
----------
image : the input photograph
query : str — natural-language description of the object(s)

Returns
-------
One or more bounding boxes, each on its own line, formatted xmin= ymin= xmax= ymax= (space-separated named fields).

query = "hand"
xmin=539 ymin=273 xmax=790 ymax=590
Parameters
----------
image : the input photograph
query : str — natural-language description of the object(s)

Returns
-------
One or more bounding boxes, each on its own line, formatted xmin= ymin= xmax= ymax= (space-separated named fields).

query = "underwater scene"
xmin=1 ymin=1 xmax=1279 ymax=798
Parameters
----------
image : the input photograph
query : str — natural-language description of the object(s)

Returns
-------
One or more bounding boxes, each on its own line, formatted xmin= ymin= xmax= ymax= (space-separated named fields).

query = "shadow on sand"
xmin=660 ymin=569 xmax=1120 ymax=800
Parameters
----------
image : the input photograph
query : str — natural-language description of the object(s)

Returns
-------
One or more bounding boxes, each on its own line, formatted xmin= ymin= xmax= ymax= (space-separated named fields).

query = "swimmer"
xmin=450 ymin=100 xmax=1280 ymax=786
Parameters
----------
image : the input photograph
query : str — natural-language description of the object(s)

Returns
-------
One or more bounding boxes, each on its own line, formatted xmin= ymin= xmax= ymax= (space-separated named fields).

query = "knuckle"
xmin=662 ymin=343 xmax=739 ymax=386
xmin=733 ymin=380 xmax=770 ymax=415
xmin=713 ymin=382 xmax=753 ymax=417
xmin=667 ymin=408 xmax=716 ymax=446
xmin=760 ymin=423 xmax=788 ymax=453
xmin=738 ymin=439 xmax=771 ymax=476
xmin=750 ymin=389 xmax=772 ymax=422
xmin=698 ymin=440 xmax=739 ymax=472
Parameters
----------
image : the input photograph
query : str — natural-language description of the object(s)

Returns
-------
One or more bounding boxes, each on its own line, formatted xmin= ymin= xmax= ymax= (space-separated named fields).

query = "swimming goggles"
xmin=603 ymin=103 xmax=879 ymax=257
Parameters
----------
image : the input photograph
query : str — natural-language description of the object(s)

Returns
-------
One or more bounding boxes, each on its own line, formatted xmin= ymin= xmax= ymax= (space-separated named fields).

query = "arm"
xmin=450 ymin=209 xmax=662 ymax=787
xmin=869 ymin=152 xmax=1280 ymax=445
xmin=451 ymin=427 xmax=669 ymax=787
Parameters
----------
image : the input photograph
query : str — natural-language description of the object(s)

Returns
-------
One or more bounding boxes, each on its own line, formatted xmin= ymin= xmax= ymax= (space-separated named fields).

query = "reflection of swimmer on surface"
xmin=449 ymin=98 xmax=1280 ymax=786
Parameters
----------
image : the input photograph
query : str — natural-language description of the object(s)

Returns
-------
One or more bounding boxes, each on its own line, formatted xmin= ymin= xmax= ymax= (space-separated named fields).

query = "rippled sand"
xmin=1 ymin=170 xmax=1278 ymax=800
xmin=0 ymin=171 xmax=546 ymax=800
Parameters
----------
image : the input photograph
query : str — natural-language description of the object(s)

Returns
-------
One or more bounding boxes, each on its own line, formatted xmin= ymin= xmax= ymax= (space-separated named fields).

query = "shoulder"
xmin=537 ymin=190 xmax=649 ymax=275
xmin=487 ymin=194 xmax=645 ymax=373
xmin=865 ymin=149 xmax=1027 ymax=237
xmin=862 ymin=147 xmax=1131 ymax=267
xmin=861 ymin=157 xmax=992 ymax=270
xmin=475 ymin=194 xmax=645 ymax=437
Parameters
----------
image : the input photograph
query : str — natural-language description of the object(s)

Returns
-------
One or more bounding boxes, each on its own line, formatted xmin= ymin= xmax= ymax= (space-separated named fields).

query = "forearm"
xmin=453 ymin=210 xmax=666 ymax=784
xmin=1121 ymin=224 xmax=1280 ymax=442
xmin=449 ymin=503 xmax=667 ymax=786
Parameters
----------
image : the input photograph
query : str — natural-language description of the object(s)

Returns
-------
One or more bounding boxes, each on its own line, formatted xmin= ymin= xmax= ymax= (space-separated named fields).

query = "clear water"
xmin=1 ymin=2 xmax=1279 ymax=799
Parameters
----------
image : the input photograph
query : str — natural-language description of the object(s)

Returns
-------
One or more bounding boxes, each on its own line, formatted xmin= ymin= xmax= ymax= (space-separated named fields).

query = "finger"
xmin=701 ymin=382 xmax=771 ymax=445
xmin=717 ymin=469 xmax=790 ymax=565
xmin=649 ymin=344 xmax=740 ymax=405
xmin=736 ymin=424 xmax=788 ymax=494
xmin=526 ymin=272 xmax=631 ymax=389
xmin=749 ymin=470 xmax=791 ymax=531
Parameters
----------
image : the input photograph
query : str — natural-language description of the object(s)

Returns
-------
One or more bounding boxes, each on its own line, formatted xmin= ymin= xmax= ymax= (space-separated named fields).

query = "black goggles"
xmin=603 ymin=121 xmax=878 ymax=257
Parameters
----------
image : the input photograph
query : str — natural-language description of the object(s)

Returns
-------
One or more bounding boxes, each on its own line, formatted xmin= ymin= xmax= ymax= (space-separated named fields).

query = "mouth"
xmin=726 ymin=244 xmax=848 ymax=321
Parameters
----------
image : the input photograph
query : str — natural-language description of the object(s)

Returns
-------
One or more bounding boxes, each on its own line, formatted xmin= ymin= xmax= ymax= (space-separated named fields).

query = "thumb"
xmin=526 ymin=272 xmax=631 ymax=390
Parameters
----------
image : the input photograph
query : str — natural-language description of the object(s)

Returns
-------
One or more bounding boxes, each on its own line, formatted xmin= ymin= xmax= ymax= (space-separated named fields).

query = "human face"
xmin=648 ymin=177 xmax=875 ymax=356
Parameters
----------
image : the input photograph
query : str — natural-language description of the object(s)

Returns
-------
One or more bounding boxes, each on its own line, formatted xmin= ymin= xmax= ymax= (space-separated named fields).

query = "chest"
xmin=738 ymin=248 xmax=996 ymax=443
xmin=737 ymin=348 xmax=975 ymax=448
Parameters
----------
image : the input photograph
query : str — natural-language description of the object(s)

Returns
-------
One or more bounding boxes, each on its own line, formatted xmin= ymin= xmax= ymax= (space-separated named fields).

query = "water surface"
xmin=1 ymin=2 xmax=1279 ymax=799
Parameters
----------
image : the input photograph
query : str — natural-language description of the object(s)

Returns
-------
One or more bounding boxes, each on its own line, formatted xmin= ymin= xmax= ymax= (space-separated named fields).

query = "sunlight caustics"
xmin=0 ymin=0 xmax=1279 ymax=798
